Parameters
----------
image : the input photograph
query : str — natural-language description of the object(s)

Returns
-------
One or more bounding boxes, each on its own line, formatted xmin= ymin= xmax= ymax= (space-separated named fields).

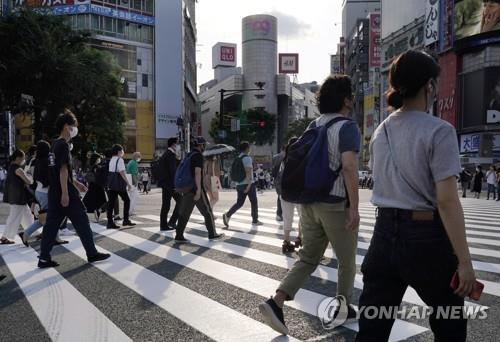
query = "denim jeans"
xmin=24 ymin=191 xmax=48 ymax=239
xmin=356 ymin=210 xmax=466 ymax=342
xmin=487 ymin=184 xmax=497 ymax=200
xmin=227 ymin=183 xmax=258 ymax=222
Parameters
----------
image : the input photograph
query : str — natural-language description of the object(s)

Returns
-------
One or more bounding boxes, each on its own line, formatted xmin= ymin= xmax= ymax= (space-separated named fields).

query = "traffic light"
xmin=258 ymin=121 xmax=265 ymax=128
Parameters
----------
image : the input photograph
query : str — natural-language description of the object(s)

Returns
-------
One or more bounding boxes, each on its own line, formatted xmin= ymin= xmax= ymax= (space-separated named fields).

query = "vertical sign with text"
xmin=369 ymin=13 xmax=381 ymax=68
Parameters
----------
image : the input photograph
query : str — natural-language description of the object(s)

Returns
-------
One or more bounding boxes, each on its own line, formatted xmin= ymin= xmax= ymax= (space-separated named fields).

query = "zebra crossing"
xmin=0 ymin=198 xmax=499 ymax=341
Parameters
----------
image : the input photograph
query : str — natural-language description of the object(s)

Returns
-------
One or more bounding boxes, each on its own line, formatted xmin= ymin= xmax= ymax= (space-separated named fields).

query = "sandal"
xmin=0 ymin=237 xmax=15 ymax=245
xmin=294 ymin=237 xmax=302 ymax=248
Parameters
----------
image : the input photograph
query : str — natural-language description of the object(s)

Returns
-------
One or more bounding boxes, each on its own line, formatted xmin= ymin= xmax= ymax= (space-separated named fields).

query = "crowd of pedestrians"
xmin=0 ymin=50 xmax=492 ymax=341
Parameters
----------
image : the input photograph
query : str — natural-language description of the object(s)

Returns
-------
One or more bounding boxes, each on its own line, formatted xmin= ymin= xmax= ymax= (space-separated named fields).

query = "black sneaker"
xmin=209 ymin=233 xmax=225 ymax=241
xmin=167 ymin=222 xmax=177 ymax=230
xmin=19 ymin=233 xmax=29 ymax=247
xmin=160 ymin=226 xmax=175 ymax=231
xmin=174 ymin=237 xmax=190 ymax=244
xmin=222 ymin=213 xmax=229 ymax=228
xmin=332 ymin=304 xmax=358 ymax=324
xmin=259 ymin=298 xmax=289 ymax=335
xmin=107 ymin=223 xmax=120 ymax=229
xmin=114 ymin=215 xmax=122 ymax=221
xmin=38 ymin=259 xmax=60 ymax=268
xmin=0 ymin=274 xmax=6 ymax=282
xmin=122 ymin=220 xmax=136 ymax=227
xmin=88 ymin=252 xmax=111 ymax=263
xmin=252 ymin=221 xmax=264 ymax=226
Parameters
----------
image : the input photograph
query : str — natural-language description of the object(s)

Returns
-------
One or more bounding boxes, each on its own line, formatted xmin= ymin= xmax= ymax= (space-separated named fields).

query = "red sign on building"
xmin=437 ymin=52 xmax=458 ymax=127
xmin=220 ymin=46 xmax=235 ymax=62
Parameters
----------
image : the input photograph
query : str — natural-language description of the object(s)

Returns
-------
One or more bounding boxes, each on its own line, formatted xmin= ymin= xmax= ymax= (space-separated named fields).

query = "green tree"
xmin=0 ymin=8 xmax=125 ymax=159
xmin=209 ymin=109 xmax=276 ymax=146
xmin=284 ymin=117 xmax=314 ymax=142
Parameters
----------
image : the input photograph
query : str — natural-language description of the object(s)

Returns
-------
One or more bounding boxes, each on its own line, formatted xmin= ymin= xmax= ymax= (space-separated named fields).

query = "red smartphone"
xmin=450 ymin=272 xmax=484 ymax=300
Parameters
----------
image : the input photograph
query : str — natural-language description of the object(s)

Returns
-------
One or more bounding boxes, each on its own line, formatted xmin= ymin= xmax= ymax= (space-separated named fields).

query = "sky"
xmin=196 ymin=0 xmax=344 ymax=89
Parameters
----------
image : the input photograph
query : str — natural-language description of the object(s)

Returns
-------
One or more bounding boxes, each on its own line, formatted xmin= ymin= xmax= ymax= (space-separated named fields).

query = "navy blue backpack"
xmin=281 ymin=116 xmax=350 ymax=204
xmin=174 ymin=152 xmax=197 ymax=193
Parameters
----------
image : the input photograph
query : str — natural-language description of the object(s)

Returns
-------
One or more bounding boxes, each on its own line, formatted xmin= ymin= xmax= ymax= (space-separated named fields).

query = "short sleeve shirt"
xmin=109 ymin=156 xmax=126 ymax=172
xmin=126 ymin=159 xmax=139 ymax=176
xmin=370 ymin=111 xmax=461 ymax=210
xmin=237 ymin=154 xmax=254 ymax=186
xmin=48 ymin=138 xmax=79 ymax=202
xmin=190 ymin=151 xmax=204 ymax=191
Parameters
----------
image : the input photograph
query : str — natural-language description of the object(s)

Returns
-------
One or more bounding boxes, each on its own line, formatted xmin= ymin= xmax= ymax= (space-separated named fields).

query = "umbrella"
xmin=203 ymin=144 xmax=236 ymax=157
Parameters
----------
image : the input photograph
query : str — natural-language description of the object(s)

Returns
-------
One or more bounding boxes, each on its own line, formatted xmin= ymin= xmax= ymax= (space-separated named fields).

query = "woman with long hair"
xmin=83 ymin=153 xmax=108 ymax=222
xmin=356 ymin=50 xmax=476 ymax=341
xmin=1 ymin=149 xmax=34 ymax=245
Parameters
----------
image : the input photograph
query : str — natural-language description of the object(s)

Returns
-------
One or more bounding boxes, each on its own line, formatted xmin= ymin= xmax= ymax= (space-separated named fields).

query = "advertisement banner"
xmin=486 ymin=67 xmax=500 ymax=124
xmin=425 ymin=0 xmax=440 ymax=46
xmin=437 ymin=52 xmax=457 ymax=127
xmin=13 ymin=0 xmax=89 ymax=6
xmin=279 ymin=53 xmax=299 ymax=74
xmin=331 ymin=54 xmax=341 ymax=75
xmin=439 ymin=0 xmax=454 ymax=51
xmin=369 ymin=13 xmax=381 ymax=67
xmin=455 ymin=0 xmax=500 ymax=41
xmin=212 ymin=43 xmax=237 ymax=68
xmin=460 ymin=133 xmax=481 ymax=152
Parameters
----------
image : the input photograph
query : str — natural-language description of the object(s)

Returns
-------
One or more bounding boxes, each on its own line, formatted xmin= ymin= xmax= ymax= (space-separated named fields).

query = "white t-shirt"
xmin=109 ymin=156 xmax=126 ymax=173
xmin=486 ymin=170 xmax=497 ymax=185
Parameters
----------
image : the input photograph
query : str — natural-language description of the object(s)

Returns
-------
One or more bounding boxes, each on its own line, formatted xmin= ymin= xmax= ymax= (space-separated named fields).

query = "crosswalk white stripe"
xmin=243 ymin=209 xmax=500 ymax=237
xmin=136 ymin=215 xmax=490 ymax=305
xmin=210 ymin=211 xmax=500 ymax=259
xmin=0 ymin=243 xmax=131 ymax=342
xmin=63 ymin=229 xmax=296 ymax=342
xmin=91 ymin=224 xmax=428 ymax=341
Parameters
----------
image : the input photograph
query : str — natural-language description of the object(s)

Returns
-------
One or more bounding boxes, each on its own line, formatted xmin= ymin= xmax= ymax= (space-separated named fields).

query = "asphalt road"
xmin=0 ymin=189 xmax=499 ymax=342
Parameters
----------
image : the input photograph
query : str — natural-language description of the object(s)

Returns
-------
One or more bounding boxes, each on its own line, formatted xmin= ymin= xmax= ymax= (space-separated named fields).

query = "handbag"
xmin=107 ymin=158 xmax=127 ymax=192
xmin=210 ymin=161 xmax=221 ymax=193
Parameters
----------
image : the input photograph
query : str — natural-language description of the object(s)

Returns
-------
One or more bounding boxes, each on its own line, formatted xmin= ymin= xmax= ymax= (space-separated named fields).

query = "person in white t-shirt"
xmin=107 ymin=144 xmax=135 ymax=229
xmin=486 ymin=165 xmax=498 ymax=200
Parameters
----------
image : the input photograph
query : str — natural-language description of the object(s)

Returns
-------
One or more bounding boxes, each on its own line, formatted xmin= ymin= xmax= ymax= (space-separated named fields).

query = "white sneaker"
xmin=60 ymin=228 xmax=76 ymax=236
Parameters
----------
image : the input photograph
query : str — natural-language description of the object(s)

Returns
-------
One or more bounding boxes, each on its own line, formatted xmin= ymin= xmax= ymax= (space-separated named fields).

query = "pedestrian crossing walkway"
xmin=1 ymin=198 xmax=499 ymax=341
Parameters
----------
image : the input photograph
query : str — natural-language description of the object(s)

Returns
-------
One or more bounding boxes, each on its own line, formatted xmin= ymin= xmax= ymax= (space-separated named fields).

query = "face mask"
xmin=69 ymin=126 xmax=78 ymax=138
xmin=69 ymin=143 xmax=74 ymax=151
xmin=137 ymin=158 xmax=141 ymax=162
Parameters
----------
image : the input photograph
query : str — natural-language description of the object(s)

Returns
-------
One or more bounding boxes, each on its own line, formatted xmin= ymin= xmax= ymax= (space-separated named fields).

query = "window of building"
xmin=142 ymin=74 xmax=148 ymax=87
xmin=144 ymin=0 xmax=153 ymax=14
xmin=137 ymin=58 xmax=142 ymax=66
xmin=133 ymin=0 xmax=142 ymax=10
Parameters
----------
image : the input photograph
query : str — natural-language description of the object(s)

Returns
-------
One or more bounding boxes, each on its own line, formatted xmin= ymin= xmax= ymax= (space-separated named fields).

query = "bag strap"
xmin=115 ymin=158 xmax=120 ymax=172
xmin=383 ymin=122 xmax=433 ymax=206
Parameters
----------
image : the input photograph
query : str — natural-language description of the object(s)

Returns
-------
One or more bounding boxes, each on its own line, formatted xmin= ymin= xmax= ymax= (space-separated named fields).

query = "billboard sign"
xmin=439 ymin=0 xmax=455 ymax=51
xmin=13 ymin=0 xmax=89 ymax=6
xmin=212 ymin=42 xmax=237 ymax=68
xmin=369 ymin=13 xmax=381 ymax=67
xmin=279 ymin=53 xmax=299 ymax=74
xmin=242 ymin=15 xmax=277 ymax=43
xmin=331 ymin=54 xmax=341 ymax=75
xmin=437 ymin=52 xmax=457 ymax=127
xmin=455 ymin=0 xmax=500 ymax=46
xmin=486 ymin=69 xmax=500 ymax=124
xmin=425 ymin=0 xmax=440 ymax=45
xmin=460 ymin=133 xmax=481 ymax=152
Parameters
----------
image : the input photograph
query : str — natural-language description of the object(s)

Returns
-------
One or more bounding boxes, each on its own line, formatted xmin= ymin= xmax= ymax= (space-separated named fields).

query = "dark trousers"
xmin=356 ymin=211 xmax=466 ymax=342
xmin=142 ymin=181 xmax=149 ymax=193
xmin=227 ymin=183 xmax=258 ymax=222
xmin=276 ymin=195 xmax=282 ymax=218
xmin=487 ymin=184 xmax=496 ymax=200
xmin=176 ymin=189 xmax=217 ymax=239
xmin=40 ymin=197 xmax=98 ymax=260
xmin=160 ymin=187 xmax=180 ymax=229
xmin=107 ymin=190 xmax=130 ymax=223
xmin=461 ymin=181 xmax=468 ymax=198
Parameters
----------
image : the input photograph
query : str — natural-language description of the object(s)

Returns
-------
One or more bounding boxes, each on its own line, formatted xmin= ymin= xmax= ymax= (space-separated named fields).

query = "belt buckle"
xmin=412 ymin=211 xmax=434 ymax=221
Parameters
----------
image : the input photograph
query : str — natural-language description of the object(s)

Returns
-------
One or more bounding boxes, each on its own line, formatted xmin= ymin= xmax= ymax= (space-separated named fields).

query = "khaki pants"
xmin=277 ymin=201 xmax=358 ymax=304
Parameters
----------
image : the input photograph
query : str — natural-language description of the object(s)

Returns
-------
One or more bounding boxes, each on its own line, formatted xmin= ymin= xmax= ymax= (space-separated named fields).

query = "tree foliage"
xmin=209 ymin=109 xmax=276 ymax=147
xmin=284 ymin=117 xmax=314 ymax=142
xmin=0 ymin=9 xmax=125 ymax=159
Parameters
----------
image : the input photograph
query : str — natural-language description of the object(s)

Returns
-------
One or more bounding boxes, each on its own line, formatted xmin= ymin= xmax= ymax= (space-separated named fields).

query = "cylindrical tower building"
xmin=242 ymin=15 xmax=278 ymax=114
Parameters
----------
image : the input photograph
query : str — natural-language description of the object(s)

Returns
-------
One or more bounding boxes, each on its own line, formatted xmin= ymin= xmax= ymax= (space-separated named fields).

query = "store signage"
xmin=425 ymin=0 xmax=439 ymax=46
xmin=43 ymin=4 xmax=155 ymax=26
xmin=369 ymin=13 xmax=381 ymax=67
xmin=279 ymin=53 xmax=299 ymax=74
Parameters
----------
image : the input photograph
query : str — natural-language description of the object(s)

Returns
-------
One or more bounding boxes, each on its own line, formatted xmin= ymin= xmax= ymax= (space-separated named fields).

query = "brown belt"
xmin=377 ymin=208 xmax=438 ymax=221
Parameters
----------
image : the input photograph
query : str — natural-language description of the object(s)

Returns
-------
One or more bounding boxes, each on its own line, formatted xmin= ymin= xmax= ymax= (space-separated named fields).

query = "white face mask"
xmin=69 ymin=126 xmax=78 ymax=138
xmin=137 ymin=158 xmax=141 ymax=162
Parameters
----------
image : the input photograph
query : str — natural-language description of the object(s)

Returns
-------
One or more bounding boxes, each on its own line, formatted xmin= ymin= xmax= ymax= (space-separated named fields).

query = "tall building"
xmin=155 ymin=0 xmax=198 ymax=154
xmin=7 ymin=0 xmax=198 ymax=160
xmin=341 ymin=0 xmax=380 ymax=39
